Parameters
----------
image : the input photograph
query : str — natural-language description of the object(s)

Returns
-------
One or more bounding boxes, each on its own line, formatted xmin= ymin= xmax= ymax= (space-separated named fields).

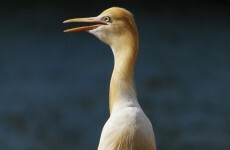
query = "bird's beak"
xmin=63 ymin=17 xmax=106 ymax=33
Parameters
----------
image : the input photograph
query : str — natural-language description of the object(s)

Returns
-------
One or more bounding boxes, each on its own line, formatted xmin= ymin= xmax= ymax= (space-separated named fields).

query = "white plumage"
xmin=64 ymin=7 xmax=156 ymax=150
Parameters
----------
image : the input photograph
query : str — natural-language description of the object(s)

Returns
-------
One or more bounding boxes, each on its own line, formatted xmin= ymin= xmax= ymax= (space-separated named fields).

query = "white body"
xmin=98 ymin=98 xmax=156 ymax=150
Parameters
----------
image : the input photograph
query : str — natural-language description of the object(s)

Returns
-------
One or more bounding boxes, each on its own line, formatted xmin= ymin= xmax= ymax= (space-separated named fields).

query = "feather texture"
xmin=64 ymin=7 xmax=156 ymax=150
xmin=96 ymin=7 xmax=156 ymax=150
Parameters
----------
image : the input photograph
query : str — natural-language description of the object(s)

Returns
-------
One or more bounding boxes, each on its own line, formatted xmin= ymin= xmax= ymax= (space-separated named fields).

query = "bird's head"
xmin=64 ymin=7 xmax=138 ymax=49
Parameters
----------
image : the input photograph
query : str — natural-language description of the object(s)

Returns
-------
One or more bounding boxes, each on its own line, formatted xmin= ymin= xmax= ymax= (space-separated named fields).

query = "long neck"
xmin=109 ymin=35 xmax=139 ymax=114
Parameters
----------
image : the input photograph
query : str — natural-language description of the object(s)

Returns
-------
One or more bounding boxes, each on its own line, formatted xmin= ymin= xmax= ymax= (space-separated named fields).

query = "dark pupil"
xmin=105 ymin=17 xmax=109 ymax=21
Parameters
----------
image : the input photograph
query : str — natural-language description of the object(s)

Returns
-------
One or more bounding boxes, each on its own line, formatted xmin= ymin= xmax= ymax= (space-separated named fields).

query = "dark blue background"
xmin=0 ymin=1 xmax=230 ymax=150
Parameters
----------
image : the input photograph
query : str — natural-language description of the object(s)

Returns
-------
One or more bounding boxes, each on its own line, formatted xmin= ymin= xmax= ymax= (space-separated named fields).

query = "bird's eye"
xmin=103 ymin=16 xmax=111 ymax=22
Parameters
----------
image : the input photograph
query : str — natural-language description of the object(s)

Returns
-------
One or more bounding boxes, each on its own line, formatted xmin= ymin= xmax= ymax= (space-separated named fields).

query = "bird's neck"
xmin=109 ymin=38 xmax=139 ymax=114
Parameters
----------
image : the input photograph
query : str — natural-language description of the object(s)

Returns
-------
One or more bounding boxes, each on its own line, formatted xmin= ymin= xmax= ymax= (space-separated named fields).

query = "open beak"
xmin=63 ymin=17 xmax=106 ymax=33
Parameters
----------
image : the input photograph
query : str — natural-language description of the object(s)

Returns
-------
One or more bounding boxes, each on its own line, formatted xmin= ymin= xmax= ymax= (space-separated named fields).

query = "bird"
xmin=63 ymin=7 xmax=156 ymax=150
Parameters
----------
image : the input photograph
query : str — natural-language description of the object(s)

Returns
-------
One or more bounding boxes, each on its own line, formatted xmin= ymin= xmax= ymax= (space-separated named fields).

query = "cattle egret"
xmin=64 ymin=7 xmax=156 ymax=150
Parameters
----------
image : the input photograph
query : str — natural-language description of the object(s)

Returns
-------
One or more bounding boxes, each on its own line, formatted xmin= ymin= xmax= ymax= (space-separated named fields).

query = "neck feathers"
xmin=109 ymin=30 xmax=139 ymax=114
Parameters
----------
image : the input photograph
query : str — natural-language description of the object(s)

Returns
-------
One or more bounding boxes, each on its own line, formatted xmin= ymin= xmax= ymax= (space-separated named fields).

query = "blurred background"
xmin=0 ymin=0 xmax=230 ymax=150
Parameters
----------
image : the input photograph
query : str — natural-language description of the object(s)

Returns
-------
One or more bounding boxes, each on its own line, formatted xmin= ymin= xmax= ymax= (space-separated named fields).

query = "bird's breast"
xmin=98 ymin=107 xmax=156 ymax=150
